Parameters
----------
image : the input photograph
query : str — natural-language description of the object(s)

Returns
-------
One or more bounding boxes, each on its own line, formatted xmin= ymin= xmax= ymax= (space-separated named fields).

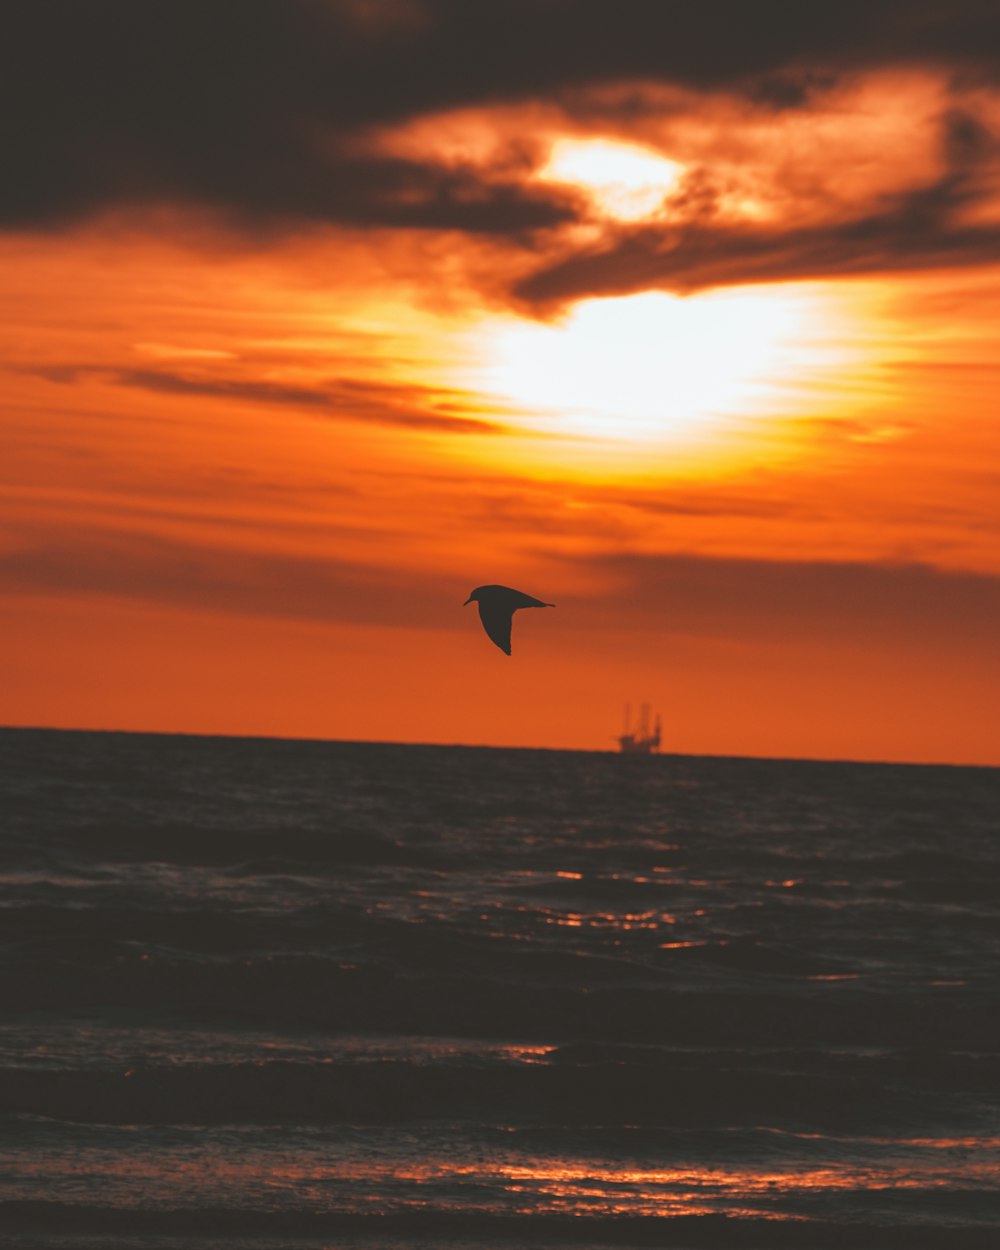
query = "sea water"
xmin=1 ymin=727 xmax=998 ymax=1248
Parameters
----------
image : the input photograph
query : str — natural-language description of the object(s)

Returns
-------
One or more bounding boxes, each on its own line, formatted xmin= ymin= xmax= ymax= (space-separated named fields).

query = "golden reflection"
xmin=31 ymin=1146 xmax=997 ymax=1219
xmin=490 ymin=1158 xmax=1000 ymax=1193
xmin=270 ymin=1155 xmax=997 ymax=1219
xmin=543 ymin=908 xmax=661 ymax=930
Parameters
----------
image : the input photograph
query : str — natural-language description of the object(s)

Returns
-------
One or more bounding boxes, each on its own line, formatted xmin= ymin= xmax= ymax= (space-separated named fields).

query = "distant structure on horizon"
xmin=616 ymin=703 xmax=662 ymax=755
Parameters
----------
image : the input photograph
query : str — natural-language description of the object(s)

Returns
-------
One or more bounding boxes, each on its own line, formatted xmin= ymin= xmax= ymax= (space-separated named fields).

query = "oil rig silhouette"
xmin=616 ymin=703 xmax=662 ymax=754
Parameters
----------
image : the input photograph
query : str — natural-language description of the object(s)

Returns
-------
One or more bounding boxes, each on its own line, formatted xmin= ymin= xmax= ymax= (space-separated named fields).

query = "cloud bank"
xmin=5 ymin=1 xmax=1000 ymax=303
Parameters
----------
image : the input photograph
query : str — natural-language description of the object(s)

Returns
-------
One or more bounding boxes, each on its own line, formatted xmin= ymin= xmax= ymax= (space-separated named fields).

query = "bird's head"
xmin=463 ymin=587 xmax=483 ymax=606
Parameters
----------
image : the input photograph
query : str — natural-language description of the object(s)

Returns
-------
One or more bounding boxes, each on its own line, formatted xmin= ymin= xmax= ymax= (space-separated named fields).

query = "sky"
xmin=3 ymin=0 xmax=1000 ymax=764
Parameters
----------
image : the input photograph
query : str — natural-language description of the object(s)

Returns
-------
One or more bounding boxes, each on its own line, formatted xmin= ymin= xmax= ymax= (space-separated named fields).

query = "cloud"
xmin=4 ymin=0 xmax=998 ymax=238
xmin=1 ymin=1 xmax=580 ymax=236
xmin=515 ymin=122 xmax=1000 ymax=303
xmin=567 ymin=551 xmax=1000 ymax=649
xmin=3 ymin=500 xmax=997 ymax=655
xmin=0 ymin=520 xmax=468 ymax=630
xmin=515 ymin=198 xmax=1000 ymax=306
xmin=15 ymin=364 xmax=502 ymax=433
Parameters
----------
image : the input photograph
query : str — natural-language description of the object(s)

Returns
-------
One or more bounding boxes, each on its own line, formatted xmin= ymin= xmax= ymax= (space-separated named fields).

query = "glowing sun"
xmin=476 ymin=287 xmax=838 ymax=444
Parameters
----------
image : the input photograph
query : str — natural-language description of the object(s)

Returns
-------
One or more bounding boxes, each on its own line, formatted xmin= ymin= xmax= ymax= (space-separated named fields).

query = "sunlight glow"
xmin=539 ymin=138 xmax=684 ymax=220
xmin=477 ymin=287 xmax=841 ymax=444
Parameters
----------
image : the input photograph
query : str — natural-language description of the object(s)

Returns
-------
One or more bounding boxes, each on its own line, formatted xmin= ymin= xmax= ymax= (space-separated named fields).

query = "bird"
xmin=464 ymin=584 xmax=554 ymax=655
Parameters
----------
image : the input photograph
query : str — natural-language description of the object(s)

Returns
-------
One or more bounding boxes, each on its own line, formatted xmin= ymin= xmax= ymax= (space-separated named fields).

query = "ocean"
xmin=0 ymin=726 xmax=998 ymax=1249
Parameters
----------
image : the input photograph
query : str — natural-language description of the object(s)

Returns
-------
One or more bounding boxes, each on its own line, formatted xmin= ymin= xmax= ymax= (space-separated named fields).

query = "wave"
xmin=2 ymin=940 xmax=996 ymax=1049
xmin=1 ymin=1047 xmax=990 ymax=1130
xmin=14 ymin=836 xmax=1000 ymax=889
xmin=3 ymin=1200 xmax=999 ymax=1246
xmin=14 ymin=823 xmax=454 ymax=870
xmin=0 ymin=902 xmax=379 ymax=952
xmin=2 ymin=734 xmax=997 ymax=1246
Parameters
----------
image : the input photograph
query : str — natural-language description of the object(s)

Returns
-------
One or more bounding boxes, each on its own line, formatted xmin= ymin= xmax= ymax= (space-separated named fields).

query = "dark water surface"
xmin=1 ymin=727 xmax=998 ymax=1248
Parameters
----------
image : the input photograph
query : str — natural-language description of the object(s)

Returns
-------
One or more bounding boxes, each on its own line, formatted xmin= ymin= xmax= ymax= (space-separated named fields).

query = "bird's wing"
xmin=509 ymin=590 xmax=554 ymax=609
xmin=478 ymin=601 xmax=514 ymax=655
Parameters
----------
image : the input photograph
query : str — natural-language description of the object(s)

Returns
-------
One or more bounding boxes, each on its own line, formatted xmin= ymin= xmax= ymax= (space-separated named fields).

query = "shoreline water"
xmin=2 ymin=728 xmax=998 ymax=1247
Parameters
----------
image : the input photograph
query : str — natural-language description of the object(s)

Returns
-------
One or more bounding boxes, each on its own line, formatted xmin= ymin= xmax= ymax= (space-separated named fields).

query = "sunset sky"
xmin=3 ymin=1 xmax=999 ymax=764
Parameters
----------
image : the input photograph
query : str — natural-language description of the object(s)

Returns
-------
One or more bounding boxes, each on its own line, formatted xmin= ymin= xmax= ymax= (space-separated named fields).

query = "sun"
xmin=473 ymin=286 xmax=842 ymax=446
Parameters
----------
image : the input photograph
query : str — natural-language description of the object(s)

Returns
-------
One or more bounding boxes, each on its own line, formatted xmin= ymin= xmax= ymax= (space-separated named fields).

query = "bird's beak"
xmin=463 ymin=596 xmax=473 ymax=606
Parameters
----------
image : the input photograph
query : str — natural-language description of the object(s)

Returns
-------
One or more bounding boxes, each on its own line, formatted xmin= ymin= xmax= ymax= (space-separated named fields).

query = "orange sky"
xmin=3 ymin=3 xmax=999 ymax=763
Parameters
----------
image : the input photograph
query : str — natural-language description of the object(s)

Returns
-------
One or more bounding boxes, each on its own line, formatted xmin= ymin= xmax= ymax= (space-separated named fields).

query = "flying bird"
xmin=464 ymin=584 xmax=554 ymax=655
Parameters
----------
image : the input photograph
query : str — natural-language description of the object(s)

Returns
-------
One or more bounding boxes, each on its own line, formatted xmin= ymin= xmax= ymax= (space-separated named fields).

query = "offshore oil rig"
xmin=616 ymin=703 xmax=662 ymax=754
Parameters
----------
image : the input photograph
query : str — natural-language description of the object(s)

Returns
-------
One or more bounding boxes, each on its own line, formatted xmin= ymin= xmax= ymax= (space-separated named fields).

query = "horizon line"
xmin=1 ymin=722 xmax=995 ymax=772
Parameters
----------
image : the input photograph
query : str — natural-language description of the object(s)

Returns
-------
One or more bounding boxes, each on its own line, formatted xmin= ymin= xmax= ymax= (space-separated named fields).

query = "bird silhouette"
xmin=464 ymin=584 xmax=554 ymax=655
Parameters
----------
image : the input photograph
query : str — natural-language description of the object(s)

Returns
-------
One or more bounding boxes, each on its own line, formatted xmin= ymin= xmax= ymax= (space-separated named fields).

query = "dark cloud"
xmin=16 ymin=364 xmax=501 ymax=433
xmin=1 ymin=3 xmax=577 ymax=234
xmin=516 ymin=215 xmax=1000 ymax=305
xmin=515 ymin=157 xmax=1000 ymax=304
xmin=4 ymin=513 xmax=998 ymax=656
xmin=0 ymin=520 xmax=467 ymax=630
xmin=567 ymin=551 xmax=1000 ymax=649
xmin=3 ymin=0 xmax=998 ymax=234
